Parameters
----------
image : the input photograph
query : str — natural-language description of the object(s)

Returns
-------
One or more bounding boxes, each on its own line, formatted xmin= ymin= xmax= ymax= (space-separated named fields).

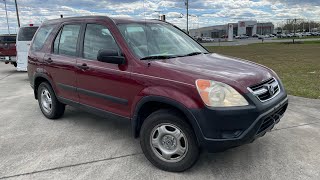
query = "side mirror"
xmin=97 ymin=49 xmax=125 ymax=65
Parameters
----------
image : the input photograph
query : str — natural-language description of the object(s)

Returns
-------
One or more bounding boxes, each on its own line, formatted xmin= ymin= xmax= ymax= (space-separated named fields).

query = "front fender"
xmin=131 ymin=86 xmax=201 ymax=114
xmin=131 ymin=86 xmax=205 ymax=143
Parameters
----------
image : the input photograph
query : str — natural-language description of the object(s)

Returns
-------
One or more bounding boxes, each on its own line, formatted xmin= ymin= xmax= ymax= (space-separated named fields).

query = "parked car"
xmin=294 ymin=33 xmax=302 ymax=38
xmin=252 ymin=34 xmax=259 ymax=38
xmin=235 ymin=34 xmax=249 ymax=39
xmin=277 ymin=33 xmax=287 ymax=38
xmin=16 ymin=24 xmax=39 ymax=71
xmin=201 ymin=37 xmax=215 ymax=42
xmin=0 ymin=34 xmax=17 ymax=67
xmin=28 ymin=16 xmax=288 ymax=172
xmin=302 ymin=32 xmax=312 ymax=36
xmin=286 ymin=33 xmax=293 ymax=38
xmin=193 ymin=36 xmax=202 ymax=42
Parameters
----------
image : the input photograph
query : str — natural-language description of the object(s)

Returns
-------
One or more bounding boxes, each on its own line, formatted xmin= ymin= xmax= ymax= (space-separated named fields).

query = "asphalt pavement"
xmin=0 ymin=63 xmax=320 ymax=180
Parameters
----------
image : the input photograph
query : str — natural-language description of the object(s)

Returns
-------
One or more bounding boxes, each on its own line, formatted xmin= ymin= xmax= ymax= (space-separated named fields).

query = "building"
xmin=190 ymin=20 xmax=274 ymax=38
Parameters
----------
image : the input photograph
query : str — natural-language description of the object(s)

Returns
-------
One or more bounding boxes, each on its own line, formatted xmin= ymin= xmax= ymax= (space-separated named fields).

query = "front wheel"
xmin=140 ymin=109 xmax=199 ymax=172
xmin=37 ymin=82 xmax=65 ymax=119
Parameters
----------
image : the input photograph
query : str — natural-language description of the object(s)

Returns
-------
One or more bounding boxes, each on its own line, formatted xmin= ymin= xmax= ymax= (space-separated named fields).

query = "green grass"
xmin=205 ymin=42 xmax=320 ymax=99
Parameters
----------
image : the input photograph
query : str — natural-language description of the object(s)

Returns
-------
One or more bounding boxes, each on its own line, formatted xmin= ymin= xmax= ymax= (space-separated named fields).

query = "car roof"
xmin=20 ymin=24 xmax=40 ymax=27
xmin=42 ymin=16 xmax=166 ymax=25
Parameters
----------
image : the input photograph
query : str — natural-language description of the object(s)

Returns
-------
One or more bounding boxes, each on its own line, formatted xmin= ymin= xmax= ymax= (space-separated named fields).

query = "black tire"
xmin=13 ymin=62 xmax=17 ymax=67
xmin=140 ymin=109 xmax=199 ymax=172
xmin=37 ymin=82 xmax=65 ymax=119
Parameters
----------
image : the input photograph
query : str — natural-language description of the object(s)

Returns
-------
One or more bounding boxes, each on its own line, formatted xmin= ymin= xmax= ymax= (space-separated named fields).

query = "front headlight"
xmin=196 ymin=79 xmax=249 ymax=107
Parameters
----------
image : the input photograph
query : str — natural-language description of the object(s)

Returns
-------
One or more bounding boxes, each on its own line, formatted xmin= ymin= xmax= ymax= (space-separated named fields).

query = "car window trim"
xmin=51 ymin=22 xmax=84 ymax=58
xmin=79 ymin=23 xmax=122 ymax=61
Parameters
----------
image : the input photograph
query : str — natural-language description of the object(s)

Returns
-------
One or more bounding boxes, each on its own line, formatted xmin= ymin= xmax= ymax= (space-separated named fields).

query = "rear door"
xmin=43 ymin=23 xmax=82 ymax=102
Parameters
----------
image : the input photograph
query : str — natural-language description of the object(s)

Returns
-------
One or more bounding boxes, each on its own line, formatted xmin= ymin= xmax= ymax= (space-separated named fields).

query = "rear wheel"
xmin=37 ymin=82 xmax=65 ymax=119
xmin=140 ymin=109 xmax=199 ymax=172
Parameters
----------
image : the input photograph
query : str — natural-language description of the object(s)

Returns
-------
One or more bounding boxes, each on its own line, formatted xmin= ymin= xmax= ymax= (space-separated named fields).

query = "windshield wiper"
xmin=140 ymin=55 xmax=177 ymax=60
xmin=178 ymin=52 xmax=208 ymax=57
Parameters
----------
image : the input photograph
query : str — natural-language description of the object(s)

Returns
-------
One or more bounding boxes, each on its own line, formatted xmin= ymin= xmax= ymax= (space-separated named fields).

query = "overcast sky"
xmin=1 ymin=0 xmax=320 ymax=34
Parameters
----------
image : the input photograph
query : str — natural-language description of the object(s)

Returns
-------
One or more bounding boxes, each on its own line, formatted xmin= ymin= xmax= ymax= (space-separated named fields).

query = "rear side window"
xmin=31 ymin=26 xmax=54 ymax=51
xmin=53 ymin=25 xmax=81 ymax=57
xmin=83 ymin=24 xmax=119 ymax=60
xmin=18 ymin=27 xmax=38 ymax=41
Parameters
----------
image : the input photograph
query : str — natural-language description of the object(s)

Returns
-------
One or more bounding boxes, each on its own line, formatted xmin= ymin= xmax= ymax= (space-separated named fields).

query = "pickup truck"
xmin=0 ymin=34 xmax=17 ymax=67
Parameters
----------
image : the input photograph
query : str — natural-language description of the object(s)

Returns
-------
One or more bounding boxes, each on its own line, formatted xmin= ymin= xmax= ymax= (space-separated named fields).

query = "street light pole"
xmin=4 ymin=0 xmax=10 ymax=34
xmin=15 ymin=0 xmax=20 ymax=27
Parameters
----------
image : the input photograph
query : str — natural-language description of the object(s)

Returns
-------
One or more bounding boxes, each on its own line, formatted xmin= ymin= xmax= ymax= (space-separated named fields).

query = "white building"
xmin=190 ymin=20 xmax=274 ymax=38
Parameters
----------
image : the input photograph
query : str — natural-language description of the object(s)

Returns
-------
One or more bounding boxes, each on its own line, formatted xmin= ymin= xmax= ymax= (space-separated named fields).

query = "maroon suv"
xmin=28 ymin=16 xmax=288 ymax=172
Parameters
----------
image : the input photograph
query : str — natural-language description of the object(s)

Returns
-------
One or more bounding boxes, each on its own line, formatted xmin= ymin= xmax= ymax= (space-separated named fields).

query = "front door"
xmin=76 ymin=23 xmax=131 ymax=117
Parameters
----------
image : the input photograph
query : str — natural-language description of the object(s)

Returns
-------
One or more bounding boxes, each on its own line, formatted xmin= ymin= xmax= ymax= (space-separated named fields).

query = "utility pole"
xmin=15 ymin=0 xmax=20 ymax=27
xmin=185 ymin=0 xmax=189 ymax=34
xmin=309 ymin=20 xmax=311 ymax=32
xmin=4 ymin=0 xmax=10 ymax=34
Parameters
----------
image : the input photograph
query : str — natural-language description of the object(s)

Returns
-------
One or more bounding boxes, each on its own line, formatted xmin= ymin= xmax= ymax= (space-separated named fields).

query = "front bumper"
xmin=190 ymin=86 xmax=288 ymax=152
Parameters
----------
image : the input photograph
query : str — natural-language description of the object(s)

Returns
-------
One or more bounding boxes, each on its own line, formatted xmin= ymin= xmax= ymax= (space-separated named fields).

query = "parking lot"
xmin=0 ymin=63 xmax=320 ymax=180
xmin=201 ymin=38 xmax=320 ymax=46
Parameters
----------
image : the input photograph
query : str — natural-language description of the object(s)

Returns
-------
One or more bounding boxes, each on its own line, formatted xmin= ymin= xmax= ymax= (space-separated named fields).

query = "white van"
xmin=16 ymin=24 xmax=39 ymax=71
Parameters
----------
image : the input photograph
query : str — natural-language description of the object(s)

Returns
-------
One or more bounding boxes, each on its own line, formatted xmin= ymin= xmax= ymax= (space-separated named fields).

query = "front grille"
xmin=257 ymin=103 xmax=287 ymax=135
xmin=248 ymin=77 xmax=280 ymax=102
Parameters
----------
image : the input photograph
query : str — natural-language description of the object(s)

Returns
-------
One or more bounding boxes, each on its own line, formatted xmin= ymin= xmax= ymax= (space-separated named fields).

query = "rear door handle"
xmin=44 ymin=57 xmax=53 ymax=63
xmin=77 ymin=63 xmax=89 ymax=70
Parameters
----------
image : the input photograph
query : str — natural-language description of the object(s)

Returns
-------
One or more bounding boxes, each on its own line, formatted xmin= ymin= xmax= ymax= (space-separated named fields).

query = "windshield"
xmin=117 ymin=23 xmax=208 ymax=59
xmin=18 ymin=27 xmax=38 ymax=41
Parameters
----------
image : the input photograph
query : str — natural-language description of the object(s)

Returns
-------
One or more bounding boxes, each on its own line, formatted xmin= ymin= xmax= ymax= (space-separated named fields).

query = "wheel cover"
xmin=150 ymin=123 xmax=188 ymax=163
xmin=40 ymin=88 xmax=52 ymax=114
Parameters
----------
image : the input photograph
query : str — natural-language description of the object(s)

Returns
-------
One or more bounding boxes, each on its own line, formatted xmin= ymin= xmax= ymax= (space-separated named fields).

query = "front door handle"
xmin=77 ymin=63 xmax=89 ymax=70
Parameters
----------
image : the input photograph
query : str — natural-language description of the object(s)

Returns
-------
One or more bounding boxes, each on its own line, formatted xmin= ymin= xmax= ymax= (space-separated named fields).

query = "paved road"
xmin=201 ymin=38 xmax=320 ymax=46
xmin=0 ymin=63 xmax=320 ymax=180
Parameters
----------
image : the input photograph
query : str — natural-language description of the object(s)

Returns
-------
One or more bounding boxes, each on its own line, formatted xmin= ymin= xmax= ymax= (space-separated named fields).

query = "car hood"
xmin=153 ymin=53 xmax=274 ymax=91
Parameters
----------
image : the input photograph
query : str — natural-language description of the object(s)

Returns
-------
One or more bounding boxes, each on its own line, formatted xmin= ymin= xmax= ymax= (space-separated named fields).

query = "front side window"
xmin=31 ymin=26 xmax=54 ymax=51
xmin=53 ymin=24 xmax=81 ymax=57
xmin=83 ymin=24 xmax=119 ymax=60
xmin=18 ymin=27 xmax=38 ymax=41
xmin=117 ymin=23 xmax=207 ymax=59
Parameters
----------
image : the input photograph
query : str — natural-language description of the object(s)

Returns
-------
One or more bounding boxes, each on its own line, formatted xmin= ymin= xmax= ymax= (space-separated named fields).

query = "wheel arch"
xmin=132 ymin=96 xmax=204 ymax=144
xmin=33 ymin=73 xmax=55 ymax=99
